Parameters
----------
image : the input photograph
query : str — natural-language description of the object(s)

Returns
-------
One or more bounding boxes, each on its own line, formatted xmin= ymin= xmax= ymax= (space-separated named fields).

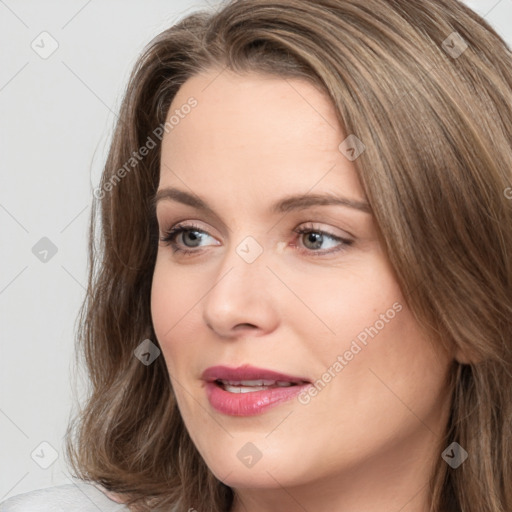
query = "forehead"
xmin=165 ymin=68 xmax=340 ymax=151
xmin=158 ymin=69 xmax=364 ymax=203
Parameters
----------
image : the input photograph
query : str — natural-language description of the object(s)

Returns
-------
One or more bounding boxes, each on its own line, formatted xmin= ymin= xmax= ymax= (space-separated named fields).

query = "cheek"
xmin=150 ymin=257 xmax=198 ymax=367
xmin=151 ymin=253 xmax=204 ymax=322
xmin=151 ymin=262 xmax=175 ymax=339
xmin=305 ymin=294 xmax=450 ymax=444
xmin=291 ymin=253 xmax=404 ymax=364
xmin=291 ymin=254 xmax=450 ymax=427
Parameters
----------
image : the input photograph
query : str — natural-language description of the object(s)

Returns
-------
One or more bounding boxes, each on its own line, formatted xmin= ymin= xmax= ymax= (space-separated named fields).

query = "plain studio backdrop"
xmin=0 ymin=0 xmax=510 ymax=501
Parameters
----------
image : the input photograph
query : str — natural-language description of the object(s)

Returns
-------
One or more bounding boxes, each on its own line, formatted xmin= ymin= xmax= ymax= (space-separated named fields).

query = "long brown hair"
xmin=65 ymin=1 xmax=512 ymax=510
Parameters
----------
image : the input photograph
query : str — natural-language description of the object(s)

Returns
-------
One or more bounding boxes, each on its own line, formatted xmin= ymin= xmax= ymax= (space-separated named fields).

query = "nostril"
xmin=235 ymin=323 xmax=257 ymax=329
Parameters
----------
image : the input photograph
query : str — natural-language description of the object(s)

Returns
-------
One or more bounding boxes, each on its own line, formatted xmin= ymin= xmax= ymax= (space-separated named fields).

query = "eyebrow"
xmin=152 ymin=187 xmax=372 ymax=215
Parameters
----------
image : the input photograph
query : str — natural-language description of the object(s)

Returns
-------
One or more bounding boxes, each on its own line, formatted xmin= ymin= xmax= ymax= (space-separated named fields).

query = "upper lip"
xmin=202 ymin=364 xmax=310 ymax=384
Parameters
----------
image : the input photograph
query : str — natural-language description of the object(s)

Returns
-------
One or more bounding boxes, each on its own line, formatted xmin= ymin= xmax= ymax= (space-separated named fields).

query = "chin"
xmin=198 ymin=442 xmax=316 ymax=490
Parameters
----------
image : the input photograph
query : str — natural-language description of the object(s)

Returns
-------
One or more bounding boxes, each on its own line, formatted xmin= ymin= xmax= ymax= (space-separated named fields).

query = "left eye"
xmin=160 ymin=223 xmax=352 ymax=255
xmin=294 ymin=228 xmax=343 ymax=251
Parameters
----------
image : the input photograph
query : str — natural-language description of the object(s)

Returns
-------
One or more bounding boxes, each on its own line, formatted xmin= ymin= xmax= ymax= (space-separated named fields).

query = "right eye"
xmin=160 ymin=222 xmax=219 ymax=254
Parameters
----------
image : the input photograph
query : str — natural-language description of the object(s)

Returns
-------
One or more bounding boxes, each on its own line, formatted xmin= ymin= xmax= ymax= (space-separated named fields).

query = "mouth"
xmin=214 ymin=378 xmax=307 ymax=393
xmin=202 ymin=365 xmax=312 ymax=416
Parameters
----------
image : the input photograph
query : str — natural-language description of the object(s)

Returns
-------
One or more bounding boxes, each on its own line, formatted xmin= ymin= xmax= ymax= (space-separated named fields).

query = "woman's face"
xmin=151 ymin=69 xmax=453 ymax=507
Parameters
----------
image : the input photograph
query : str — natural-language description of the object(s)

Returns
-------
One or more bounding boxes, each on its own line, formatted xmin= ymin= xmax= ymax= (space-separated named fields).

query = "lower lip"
xmin=205 ymin=382 xmax=310 ymax=416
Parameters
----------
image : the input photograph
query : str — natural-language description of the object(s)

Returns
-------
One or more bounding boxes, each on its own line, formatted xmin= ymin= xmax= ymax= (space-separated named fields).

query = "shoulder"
xmin=0 ymin=481 xmax=131 ymax=512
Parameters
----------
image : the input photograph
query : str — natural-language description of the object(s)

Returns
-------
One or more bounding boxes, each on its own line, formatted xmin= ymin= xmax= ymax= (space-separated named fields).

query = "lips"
xmin=201 ymin=364 xmax=312 ymax=416
xmin=202 ymin=364 xmax=310 ymax=385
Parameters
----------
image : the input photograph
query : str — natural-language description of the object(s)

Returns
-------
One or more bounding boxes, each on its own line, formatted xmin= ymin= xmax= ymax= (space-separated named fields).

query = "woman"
xmin=2 ymin=0 xmax=511 ymax=510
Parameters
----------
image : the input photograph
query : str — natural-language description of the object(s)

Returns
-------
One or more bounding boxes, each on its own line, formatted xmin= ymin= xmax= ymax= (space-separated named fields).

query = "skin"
xmin=151 ymin=68 xmax=455 ymax=512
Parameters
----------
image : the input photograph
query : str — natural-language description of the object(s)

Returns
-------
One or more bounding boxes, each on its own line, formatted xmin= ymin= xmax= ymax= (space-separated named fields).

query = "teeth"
xmin=224 ymin=385 xmax=268 ymax=393
xmin=218 ymin=379 xmax=297 ymax=393
xmin=220 ymin=379 xmax=278 ymax=386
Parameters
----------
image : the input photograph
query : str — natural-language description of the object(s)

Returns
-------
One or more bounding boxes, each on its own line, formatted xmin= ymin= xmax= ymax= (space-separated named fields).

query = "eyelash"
xmin=159 ymin=222 xmax=353 ymax=257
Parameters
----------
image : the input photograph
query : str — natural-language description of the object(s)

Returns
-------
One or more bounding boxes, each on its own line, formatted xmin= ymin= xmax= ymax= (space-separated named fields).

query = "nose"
xmin=202 ymin=241 xmax=280 ymax=339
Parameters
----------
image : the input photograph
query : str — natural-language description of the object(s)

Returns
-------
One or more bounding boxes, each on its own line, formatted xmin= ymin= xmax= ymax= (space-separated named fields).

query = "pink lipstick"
xmin=202 ymin=364 xmax=312 ymax=416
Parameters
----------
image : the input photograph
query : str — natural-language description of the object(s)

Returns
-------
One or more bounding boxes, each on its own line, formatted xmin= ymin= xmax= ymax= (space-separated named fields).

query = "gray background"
xmin=1 ymin=0 xmax=511 ymax=500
